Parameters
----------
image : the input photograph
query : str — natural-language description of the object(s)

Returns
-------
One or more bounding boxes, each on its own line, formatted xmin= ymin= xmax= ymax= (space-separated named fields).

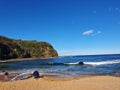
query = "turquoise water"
xmin=0 ymin=54 xmax=120 ymax=77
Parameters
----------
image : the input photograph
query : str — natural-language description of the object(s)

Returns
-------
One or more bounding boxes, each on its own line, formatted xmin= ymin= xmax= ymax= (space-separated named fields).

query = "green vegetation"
xmin=0 ymin=36 xmax=58 ymax=60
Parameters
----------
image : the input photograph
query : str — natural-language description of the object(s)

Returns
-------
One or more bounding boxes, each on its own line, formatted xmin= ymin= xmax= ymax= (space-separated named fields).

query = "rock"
xmin=33 ymin=71 xmax=39 ymax=78
xmin=4 ymin=72 xmax=9 ymax=76
xmin=79 ymin=62 xmax=84 ymax=65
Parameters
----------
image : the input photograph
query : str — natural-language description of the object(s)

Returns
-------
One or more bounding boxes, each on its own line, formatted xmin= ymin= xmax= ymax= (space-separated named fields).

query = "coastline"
xmin=0 ymin=75 xmax=120 ymax=90
xmin=1 ymin=53 xmax=120 ymax=62
xmin=0 ymin=54 xmax=120 ymax=90
xmin=0 ymin=56 xmax=58 ymax=62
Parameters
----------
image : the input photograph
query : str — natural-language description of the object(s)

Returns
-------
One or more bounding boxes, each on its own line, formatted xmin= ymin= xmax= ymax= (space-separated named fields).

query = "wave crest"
xmin=84 ymin=60 xmax=120 ymax=66
xmin=47 ymin=60 xmax=120 ymax=66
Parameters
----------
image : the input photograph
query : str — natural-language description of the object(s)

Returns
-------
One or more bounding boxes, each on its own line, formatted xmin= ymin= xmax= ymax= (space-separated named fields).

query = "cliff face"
xmin=0 ymin=36 xmax=58 ymax=60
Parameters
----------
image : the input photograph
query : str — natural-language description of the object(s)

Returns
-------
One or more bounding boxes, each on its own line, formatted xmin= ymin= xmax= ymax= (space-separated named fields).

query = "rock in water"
xmin=79 ymin=62 xmax=84 ymax=65
xmin=33 ymin=71 xmax=39 ymax=78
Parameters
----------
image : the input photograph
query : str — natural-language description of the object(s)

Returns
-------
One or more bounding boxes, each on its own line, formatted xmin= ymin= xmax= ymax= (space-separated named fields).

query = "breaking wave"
xmin=47 ymin=60 xmax=120 ymax=66
xmin=84 ymin=60 xmax=120 ymax=66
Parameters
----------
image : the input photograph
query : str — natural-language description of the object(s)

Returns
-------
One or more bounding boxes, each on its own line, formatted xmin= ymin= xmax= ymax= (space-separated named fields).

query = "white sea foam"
xmin=11 ymin=72 xmax=31 ymax=81
xmin=84 ymin=60 xmax=120 ymax=66
xmin=64 ymin=62 xmax=80 ymax=65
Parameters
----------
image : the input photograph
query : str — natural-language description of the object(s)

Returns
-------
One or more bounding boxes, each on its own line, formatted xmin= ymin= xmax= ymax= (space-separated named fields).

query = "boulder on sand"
xmin=4 ymin=72 xmax=9 ymax=76
xmin=33 ymin=71 xmax=39 ymax=78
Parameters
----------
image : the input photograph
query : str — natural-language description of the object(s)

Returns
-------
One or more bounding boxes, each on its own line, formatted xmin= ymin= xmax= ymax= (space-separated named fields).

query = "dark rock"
xmin=33 ymin=71 xmax=39 ymax=78
xmin=4 ymin=72 xmax=9 ymax=76
xmin=79 ymin=62 xmax=84 ymax=65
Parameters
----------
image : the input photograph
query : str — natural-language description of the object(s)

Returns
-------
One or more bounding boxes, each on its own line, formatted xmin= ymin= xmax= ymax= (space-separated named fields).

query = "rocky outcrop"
xmin=0 ymin=36 xmax=58 ymax=60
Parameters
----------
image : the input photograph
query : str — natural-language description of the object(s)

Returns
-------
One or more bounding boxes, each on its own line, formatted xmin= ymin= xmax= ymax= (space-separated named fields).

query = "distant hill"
xmin=0 ymin=36 xmax=58 ymax=60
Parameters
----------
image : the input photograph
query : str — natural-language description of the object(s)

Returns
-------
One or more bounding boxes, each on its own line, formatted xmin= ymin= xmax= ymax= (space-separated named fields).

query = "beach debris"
xmin=33 ymin=71 xmax=39 ymax=78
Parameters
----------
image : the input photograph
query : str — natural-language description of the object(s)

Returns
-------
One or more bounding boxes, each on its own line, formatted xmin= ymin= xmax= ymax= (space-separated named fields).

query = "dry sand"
xmin=0 ymin=76 xmax=120 ymax=90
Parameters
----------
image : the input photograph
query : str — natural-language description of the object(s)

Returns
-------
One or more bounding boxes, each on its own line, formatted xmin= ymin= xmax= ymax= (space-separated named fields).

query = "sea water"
xmin=0 ymin=54 xmax=120 ymax=78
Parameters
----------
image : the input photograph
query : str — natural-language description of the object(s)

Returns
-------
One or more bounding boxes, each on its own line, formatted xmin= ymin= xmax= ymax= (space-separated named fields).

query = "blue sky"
xmin=0 ymin=0 xmax=120 ymax=56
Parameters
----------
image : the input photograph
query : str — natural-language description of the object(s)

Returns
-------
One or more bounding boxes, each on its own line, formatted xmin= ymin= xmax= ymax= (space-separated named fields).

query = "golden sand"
xmin=0 ymin=76 xmax=120 ymax=90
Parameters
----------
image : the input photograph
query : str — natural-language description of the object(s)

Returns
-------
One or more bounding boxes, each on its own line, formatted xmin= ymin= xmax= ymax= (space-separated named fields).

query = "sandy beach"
xmin=0 ymin=76 xmax=120 ymax=90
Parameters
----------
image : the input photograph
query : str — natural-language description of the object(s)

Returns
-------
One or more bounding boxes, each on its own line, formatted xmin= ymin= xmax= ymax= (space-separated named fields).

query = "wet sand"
xmin=0 ymin=75 xmax=120 ymax=90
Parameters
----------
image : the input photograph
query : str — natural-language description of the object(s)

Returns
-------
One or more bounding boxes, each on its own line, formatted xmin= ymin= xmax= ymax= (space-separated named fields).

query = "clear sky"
xmin=0 ymin=0 xmax=120 ymax=56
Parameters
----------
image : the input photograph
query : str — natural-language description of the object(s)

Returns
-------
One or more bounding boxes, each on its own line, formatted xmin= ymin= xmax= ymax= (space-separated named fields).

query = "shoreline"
xmin=0 ymin=56 xmax=58 ymax=62
xmin=1 ymin=53 xmax=120 ymax=62
xmin=0 ymin=71 xmax=95 ymax=82
xmin=0 ymin=75 xmax=120 ymax=90
xmin=0 ymin=71 xmax=120 ymax=82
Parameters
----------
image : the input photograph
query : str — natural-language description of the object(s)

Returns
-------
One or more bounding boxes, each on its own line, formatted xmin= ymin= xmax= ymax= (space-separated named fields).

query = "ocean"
xmin=0 ymin=54 xmax=120 ymax=78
